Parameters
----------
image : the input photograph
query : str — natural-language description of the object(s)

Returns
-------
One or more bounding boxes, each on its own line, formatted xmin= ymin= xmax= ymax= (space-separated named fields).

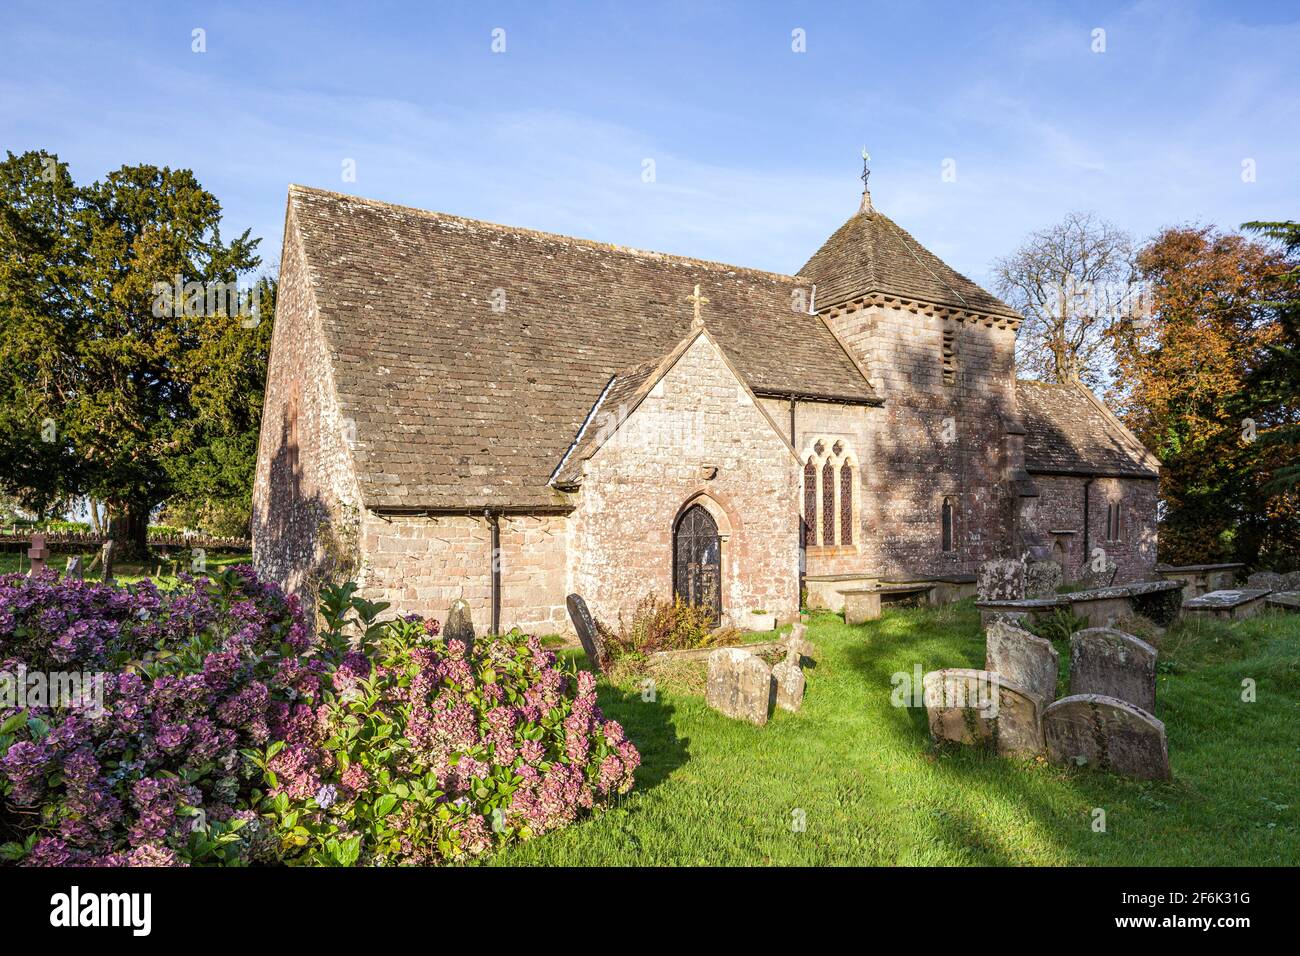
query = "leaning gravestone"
xmin=1043 ymin=694 xmax=1169 ymax=779
xmin=706 ymin=648 xmax=774 ymax=725
xmin=565 ymin=593 xmax=605 ymax=672
xmin=1245 ymin=570 xmax=1285 ymax=591
xmin=1069 ymin=627 xmax=1157 ymax=715
xmin=986 ymin=619 xmax=1059 ymax=707
xmin=100 ymin=540 xmax=115 ymax=584
xmin=444 ymin=598 xmax=475 ymax=657
xmin=922 ymin=668 xmax=1045 ymax=757
xmin=1076 ymin=559 xmax=1118 ymax=590
xmin=977 ymin=559 xmax=1025 ymax=602
xmin=1024 ymin=560 xmax=1063 ymax=599
xmin=771 ymin=646 xmax=806 ymax=713
xmin=64 ymin=555 xmax=84 ymax=581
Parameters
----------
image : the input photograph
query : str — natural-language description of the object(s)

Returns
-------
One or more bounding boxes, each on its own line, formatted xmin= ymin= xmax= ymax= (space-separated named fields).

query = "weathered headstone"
xmin=100 ymin=539 xmax=115 ymax=584
xmin=977 ymin=559 xmax=1025 ymax=602
xmin=565 ymin=593 xmax=604 ymax=672
xmin=1043 ymin=694 xmax=1169 ymax=779
xmin=27 ymin=533 xmax=48 ymax=575
xmin=1024 ymin=560 xmax=1063 ymax=599
xmin=922 ymin=669 xmax=1044 ymax=756
xmin=1069 ymin=627 xmax=1157 ymax=713
xmin=1077 ymin=559 xmax=1118 ymax=590
xmin=706 ymin=648 xmax=774 ymax=725
xmin=1245 ymin=570 xmax=1285 ymax=591
xmin=771 ymin=646 xmax=806 ymax=713
xmin=986 ymin=619 xmax=1059 ymax=707
xmin=1282 ymin=571 xmax=1300 ymax=592
xmin=785 ymin=622 xmax=814 ymax=661
xmin=64 ymin=555 xmax=84 ymax=580
xmin=444 ymin=598 xmax=475 ymax=658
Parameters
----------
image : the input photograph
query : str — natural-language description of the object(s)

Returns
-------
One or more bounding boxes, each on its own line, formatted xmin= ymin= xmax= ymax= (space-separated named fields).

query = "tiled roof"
xmin=287 ymin=186 xmax=876 ymax=510
xmin=1018 ymin=379 xmax=1159 ymax=478
xmin=798 ymin=202 xmax=1022 ymax=318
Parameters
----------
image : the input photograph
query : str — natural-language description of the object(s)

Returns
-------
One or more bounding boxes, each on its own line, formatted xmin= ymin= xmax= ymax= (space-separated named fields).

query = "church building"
xmin=252 ymin=176 xmax=1159 ymax=635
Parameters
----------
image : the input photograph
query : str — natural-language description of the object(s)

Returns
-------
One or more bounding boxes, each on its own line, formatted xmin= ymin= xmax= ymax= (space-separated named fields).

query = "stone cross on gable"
xmin=687 ymin=283 xmax=710 ymax=327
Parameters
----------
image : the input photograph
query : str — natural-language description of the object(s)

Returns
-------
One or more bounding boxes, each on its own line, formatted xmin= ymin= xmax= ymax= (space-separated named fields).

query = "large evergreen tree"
xmin=0 ymin=150 xmax=265 ymax=554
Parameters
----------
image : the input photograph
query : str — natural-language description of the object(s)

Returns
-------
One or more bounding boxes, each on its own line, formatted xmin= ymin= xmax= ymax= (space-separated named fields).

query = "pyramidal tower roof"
xmin=798 ymin=174 xmax=1021 ymax=320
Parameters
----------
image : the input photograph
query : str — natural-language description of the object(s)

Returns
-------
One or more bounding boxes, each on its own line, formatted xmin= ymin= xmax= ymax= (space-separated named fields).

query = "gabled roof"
xmin=549 ymin=326 xmax=794 ymax=488
xmin=798 ymin=202 xmax=1022 ymax=319
xmin=286 ymin=186 xmax=876 ymax=511
xmin=1018 ymin=379 xmax=1159 ymax=479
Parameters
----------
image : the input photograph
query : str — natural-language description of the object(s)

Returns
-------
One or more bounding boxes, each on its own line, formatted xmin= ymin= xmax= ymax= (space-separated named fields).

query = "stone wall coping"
xmin=1156 ymin=562 xmax=1245 ymax=573
xmin=1066 ymin=579 xmax=1182 ymax=602
xmin=1184 ymin=588 xmax=1273 ymax=609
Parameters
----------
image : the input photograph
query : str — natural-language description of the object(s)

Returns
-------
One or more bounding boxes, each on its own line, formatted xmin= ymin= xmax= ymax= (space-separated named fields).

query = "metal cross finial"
xmin=860 ymin=146 xmax=871 ymax=190
xmin=687 ymin=283 xmax=710 ymax=325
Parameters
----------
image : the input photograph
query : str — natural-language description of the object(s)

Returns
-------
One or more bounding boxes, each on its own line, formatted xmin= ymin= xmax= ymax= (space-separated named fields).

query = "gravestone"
xmin=444 ymin=598 xmax=475 ymax=657
xmin=706 ymin=648 xmax=774 ymax=725
xmin=1069 ymin=627 xmax=1157 ymax=713
xmin=785 ymin=622 xmax=815 ymax=661
xmin=64 ymin=555 xmax=84 ymax=580
xmin=977 ymin=559 xmax=1024 ymax=602
xmin=100 ymin=539 xmax=115 ymax=584
xmin=1245 ymin=570 xmax=1285 ymax=591
xmin=1043 ymin=694 xmax=1169 ymax=779
xmin=565 ymin=593 xmax=605 ymax=672
xmin=922 ymin=669 xmax=1044 ymax=756
xmin=985 ymin=619 xmax=1059 ymax=707
xmin=1024 ymin=560 xmax=1063 ymax=599
xmin=1077 ymin=559 xmax=1118 ymax=590
xmin=1283 ymin=571 xmax=1300 ymax=591
xmin=27 ymin=533 xmax=49 ymax=575
xmin=771 ymin=646 xmax=805 ymax=713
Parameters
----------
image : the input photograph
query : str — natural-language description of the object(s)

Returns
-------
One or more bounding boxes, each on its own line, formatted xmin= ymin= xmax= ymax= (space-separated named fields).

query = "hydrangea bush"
xmin=263 ymin=583 xmax=639 ymax=865
xmin=0 ymin=569 xmax=638 ymax=867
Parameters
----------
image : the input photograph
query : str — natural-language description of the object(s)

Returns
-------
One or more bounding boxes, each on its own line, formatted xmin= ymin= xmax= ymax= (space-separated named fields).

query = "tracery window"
xmin=800 ymin=436 xmax=859 ymax=548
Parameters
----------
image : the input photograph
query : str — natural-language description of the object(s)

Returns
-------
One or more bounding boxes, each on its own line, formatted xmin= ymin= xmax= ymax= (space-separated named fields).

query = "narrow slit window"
xmin=941 ymin=497 xmax=954 ymax=552
xmin=941 ymin=328 xmax=957 ymax=385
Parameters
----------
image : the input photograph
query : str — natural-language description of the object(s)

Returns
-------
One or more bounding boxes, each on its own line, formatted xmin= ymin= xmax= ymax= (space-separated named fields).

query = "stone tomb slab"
xmin=1069 ymin=627 xmax=1157 ymax=714
xmin=1266 ymin=591 xmax=1300 ymax=612
xmin=1182 ymin=589 xmax=1272 ymax=620
xmin=986 ymin=619 xmax=1059 ymax=707
xmin=840 ymin=587 xmax=882 ymax=624
xmin=1043 ymin=694 xmax=1169 ymax=780
xmin=922 ymin=668 xmax=1044 ymax=757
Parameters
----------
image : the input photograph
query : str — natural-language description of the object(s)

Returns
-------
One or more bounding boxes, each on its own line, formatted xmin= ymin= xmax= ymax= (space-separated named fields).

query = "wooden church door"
xmin=674 ymin=504 xmax=721 ymax=626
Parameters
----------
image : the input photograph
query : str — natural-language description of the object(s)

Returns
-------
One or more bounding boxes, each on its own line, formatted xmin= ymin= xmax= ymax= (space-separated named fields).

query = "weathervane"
xmin=860 ymin=146 xmax=871 ymax=190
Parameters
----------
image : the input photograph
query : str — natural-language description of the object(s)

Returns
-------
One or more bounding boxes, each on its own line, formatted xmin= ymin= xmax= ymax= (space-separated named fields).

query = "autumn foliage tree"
xmin=1110 ymin=224 xmax=1300 ymax=569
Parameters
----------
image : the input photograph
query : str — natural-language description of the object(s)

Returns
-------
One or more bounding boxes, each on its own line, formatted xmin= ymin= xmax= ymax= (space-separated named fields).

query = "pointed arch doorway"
xmin=673 ymin=504 xmax=722 ymax=626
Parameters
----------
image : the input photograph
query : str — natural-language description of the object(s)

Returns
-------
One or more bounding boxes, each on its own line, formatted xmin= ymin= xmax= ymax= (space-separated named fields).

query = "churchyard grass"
xmin=0 ymin=550 xmax=252 ymax=584
xmin=492 ymin=600 xmax=1299 ymax=866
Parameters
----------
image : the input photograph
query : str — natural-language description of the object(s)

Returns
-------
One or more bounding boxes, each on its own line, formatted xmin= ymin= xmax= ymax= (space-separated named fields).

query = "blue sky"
xmin=2 ymin=0 xmax=1297 ymax=287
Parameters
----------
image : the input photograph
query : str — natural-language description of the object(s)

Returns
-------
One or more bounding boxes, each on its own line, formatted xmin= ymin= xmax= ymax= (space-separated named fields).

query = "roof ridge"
xmin=287 ymin=183 xmax=806 ymax=285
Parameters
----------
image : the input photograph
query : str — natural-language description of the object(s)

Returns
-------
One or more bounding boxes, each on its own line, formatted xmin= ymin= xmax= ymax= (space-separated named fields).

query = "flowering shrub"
xmin=610 ymin=592 xmax=740 ymax=662
xmin=0 ymin=567 xmax=332 ymax=866
xmin=263 ymin=585 xmax=640 ymax=865
xmin=1 ymin=570 xmax=639 ymax=867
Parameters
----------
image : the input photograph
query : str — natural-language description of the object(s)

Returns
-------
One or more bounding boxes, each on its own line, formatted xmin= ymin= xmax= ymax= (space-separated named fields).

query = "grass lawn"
xmin=493 ymin=600 xmax=1300 ymax=866
xmin=0 ymin=549 xmax=252 ymax=585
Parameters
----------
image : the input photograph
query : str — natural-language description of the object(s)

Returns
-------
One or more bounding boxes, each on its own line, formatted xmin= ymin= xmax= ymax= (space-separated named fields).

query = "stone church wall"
xmin=355 ymin=511 xmax=569 ymax=636
xmin=797 ymin=303 xmax=1020 ymax=580
xmin=570 ymin=334 xmax=800 ymax=630
xmin=1026 ymin=475 xmax=1158 ymax=585
xmin=252 ymin=208 xmax=365 ymax=601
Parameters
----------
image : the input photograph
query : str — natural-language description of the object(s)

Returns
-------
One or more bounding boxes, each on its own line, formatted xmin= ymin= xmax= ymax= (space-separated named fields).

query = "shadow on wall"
xmin=253 ymin=408 xmax=355 ymax=609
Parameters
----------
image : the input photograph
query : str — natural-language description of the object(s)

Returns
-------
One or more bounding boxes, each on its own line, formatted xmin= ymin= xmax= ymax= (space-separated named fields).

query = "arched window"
xmin=803 ymin=460 xmax=817 ymax=545
xmin=821 ymin=461 xmax=835 ymax=545
xmin=840 ymin=463 xmax=854 ymax=545
xmin=941 ymin=497 xmax=954 ymax=552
